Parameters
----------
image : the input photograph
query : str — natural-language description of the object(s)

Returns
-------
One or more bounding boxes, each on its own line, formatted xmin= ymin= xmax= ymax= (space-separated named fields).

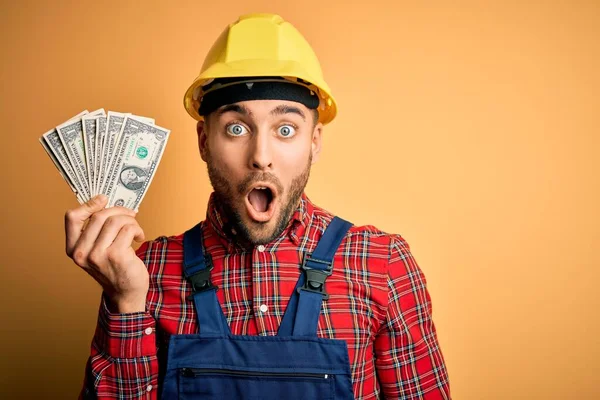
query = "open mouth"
xmin=245 ymin=183 xmax=277 ymax=222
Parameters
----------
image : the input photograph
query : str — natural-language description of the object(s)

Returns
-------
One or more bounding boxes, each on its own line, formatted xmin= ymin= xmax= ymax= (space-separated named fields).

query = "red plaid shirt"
xmin=81 ymin=193 xmax=450 ymax=399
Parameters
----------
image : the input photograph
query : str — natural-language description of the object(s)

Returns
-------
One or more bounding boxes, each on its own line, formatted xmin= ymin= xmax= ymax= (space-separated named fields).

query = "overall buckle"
xmin=297 ymin=254 xmax=332 ymax=300
xmin=187 ymin=255 xmax=218 ymax=297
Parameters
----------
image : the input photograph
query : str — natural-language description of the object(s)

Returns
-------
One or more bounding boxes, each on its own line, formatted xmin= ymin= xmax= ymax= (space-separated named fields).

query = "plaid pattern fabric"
xmin=81 ymin=193 xmax=450 ymax=399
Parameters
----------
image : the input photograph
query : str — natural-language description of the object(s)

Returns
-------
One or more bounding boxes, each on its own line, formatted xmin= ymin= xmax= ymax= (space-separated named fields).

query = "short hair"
xmin=310 ymin=109 xmax=319 ymax=127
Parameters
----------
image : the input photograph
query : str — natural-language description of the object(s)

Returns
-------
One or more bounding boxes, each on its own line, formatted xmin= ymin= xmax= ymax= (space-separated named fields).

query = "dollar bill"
xmin=132 ymin=115 xmax=155 ymax=125
xmin=94 ymin=116 xmax=107 ymax=196
xmin=56 ymin=109 xmax=105 ymax=201
xmin=41 ymin=110 xmax=89 ymax=201
xmin=82 ymin=110 xmax=106 ymax=197
xmin=39 ymin=136 xmax=85 ymax=204
xmin=99 ymin=112 xmax=155 ymax=194
xmin=97 ymin=111 xmax=128 ymax=194
xmin=105 ymin=117 xmax=170 ymax=210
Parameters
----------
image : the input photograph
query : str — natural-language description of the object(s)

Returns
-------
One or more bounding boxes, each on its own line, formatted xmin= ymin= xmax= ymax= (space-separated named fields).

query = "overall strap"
xmin=183 ymin=222 xmax=230 ymax=336
xmin=278 ymin=217 xmax=353 ymax=337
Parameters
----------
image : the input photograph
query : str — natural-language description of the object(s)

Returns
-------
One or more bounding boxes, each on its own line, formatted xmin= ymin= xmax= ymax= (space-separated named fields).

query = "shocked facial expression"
xmin=198 ymin=99 xmax=323 ymax=245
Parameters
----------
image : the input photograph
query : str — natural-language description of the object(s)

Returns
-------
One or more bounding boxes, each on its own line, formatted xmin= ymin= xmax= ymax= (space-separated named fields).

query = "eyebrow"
xmin=216 ymin=104 xmax=252 ymax=117
xmin=215 ymin=103 xmax=306 ymax=121
xmin=270 ymin=105 xmax=306 ymax=121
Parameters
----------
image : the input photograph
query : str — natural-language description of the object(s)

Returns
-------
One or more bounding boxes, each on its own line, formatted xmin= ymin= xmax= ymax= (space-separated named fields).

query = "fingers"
xmin=110 ymin=223 xmax=145 ymax=253
xmin=88 ymin=218 xmax=144 ymax=289
xmin=92 ymin=215 xmax=140 ymax=254
xmin=71 ymin=207 xmax=137 ymax=265
xmin=65 ymin=195 xmax=108 ymax=256
xmin=81 ymin=214 xmax=139 ymax=271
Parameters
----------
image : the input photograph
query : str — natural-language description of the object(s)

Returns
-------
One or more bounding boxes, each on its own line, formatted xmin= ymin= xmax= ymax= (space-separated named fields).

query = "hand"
xmin=65 ymin=195 xmax=148 ymax=313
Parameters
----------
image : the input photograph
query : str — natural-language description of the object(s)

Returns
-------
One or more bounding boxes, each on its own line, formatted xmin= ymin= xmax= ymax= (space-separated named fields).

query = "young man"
xmin=67 ymin=14 xmax=451 ymax=399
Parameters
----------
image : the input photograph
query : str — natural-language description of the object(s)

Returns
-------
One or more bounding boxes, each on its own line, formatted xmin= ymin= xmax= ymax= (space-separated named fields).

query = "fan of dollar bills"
xmin=40 ymin=109 xmax=170 ymax=210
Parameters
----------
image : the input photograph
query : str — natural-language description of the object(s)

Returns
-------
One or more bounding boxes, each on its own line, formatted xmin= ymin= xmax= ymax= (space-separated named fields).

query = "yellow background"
xmin=1 ymin=1 xmax=599 ymax=398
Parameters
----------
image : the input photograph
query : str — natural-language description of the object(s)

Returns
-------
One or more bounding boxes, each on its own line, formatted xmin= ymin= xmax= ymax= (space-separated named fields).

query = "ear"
xmin=197 ymin=120 xmax=208 ymax=162
xmin=310 ymin=122 xmax=323 ymax=165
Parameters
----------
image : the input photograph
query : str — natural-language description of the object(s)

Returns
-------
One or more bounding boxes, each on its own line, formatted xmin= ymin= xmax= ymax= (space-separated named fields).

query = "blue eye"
xmin=226 ymin=124 xmax=248 ymax=136
xmin=278 ymin=125 xmax=296 ymax=137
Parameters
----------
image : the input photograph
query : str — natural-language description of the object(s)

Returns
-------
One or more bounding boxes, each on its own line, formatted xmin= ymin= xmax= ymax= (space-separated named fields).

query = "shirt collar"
xmin=205 ymin=191 xmax=314 ymax=252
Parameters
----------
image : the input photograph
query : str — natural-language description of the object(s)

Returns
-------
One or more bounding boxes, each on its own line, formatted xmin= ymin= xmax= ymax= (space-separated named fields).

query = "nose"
xmin=248 ymin=131 xmax=273 ymax=171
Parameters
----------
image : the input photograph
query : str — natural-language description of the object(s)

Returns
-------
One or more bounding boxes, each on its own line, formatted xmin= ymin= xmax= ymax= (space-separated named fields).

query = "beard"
xmin=206 ymin=150 xmax=312 ymax=246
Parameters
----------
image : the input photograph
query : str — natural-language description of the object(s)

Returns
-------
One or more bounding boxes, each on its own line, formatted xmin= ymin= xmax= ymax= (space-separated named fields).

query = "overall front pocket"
xmin=179 ymin=367 xmax=334 ymax=400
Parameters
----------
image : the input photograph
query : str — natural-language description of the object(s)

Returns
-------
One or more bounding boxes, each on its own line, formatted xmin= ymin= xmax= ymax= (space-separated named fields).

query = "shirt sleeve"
xmin=374 ymin=234 xmax=451 ymax=399
xmin=79 ymin=242 xmax=159 ymax=400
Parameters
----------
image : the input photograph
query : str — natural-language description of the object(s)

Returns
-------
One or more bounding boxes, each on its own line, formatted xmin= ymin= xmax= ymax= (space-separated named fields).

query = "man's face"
xmin=198 ymin=99 xmax=323 ymax=245
xmin=121 ymin=169 xmax=138 ymax=185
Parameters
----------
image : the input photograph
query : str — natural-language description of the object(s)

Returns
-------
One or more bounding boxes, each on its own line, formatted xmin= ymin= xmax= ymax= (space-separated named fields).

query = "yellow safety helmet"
xmin=183 ymin=13 xmax=337 ymax=125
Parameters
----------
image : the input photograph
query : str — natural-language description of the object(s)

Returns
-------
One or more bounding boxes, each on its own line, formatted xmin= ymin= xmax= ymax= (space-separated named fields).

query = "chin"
xmin=239 ymin=209 xmax=281 ymax=244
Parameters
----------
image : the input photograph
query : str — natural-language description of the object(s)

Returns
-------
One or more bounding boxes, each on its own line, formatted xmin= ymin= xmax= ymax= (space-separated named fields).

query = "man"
xmin=67 ymin=14 xmax=450 ymax=399
xmin=119 ymin=166 xmax=148 ymax=191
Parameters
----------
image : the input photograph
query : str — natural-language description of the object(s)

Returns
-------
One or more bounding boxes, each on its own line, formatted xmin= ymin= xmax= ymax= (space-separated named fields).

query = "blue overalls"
xmin=160 ymin=217 xmax=355 ymax=399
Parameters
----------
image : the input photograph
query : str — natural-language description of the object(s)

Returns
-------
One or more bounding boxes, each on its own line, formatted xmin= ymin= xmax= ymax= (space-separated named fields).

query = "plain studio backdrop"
xmin=1 ymin=1 xmax=598 ymax=399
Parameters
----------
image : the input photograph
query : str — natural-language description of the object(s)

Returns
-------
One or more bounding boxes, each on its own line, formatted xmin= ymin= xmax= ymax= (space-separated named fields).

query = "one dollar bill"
xmin=105 ymin=117 xmax=170 ymax=210
xmin=56 ymin=108 xmax=105 ymax=201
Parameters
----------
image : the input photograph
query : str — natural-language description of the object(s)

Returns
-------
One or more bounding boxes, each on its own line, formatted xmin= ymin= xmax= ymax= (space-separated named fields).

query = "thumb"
xmin=80 ymin=194 xmax=109 ymax=218
xmin=65 ymin=195 xmax=109 ymax=254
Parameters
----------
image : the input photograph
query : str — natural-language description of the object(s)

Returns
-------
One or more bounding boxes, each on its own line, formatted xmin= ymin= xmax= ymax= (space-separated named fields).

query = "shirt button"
xmin=147 ymin=385 xmax=153 ymax=392
xmin=257 ymin=245 xmax=266 ymax=252
xmin=259 ymin=304 xmax=268 ymax=313
xmin=144 ymin=327 xmax=153 ymax=335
